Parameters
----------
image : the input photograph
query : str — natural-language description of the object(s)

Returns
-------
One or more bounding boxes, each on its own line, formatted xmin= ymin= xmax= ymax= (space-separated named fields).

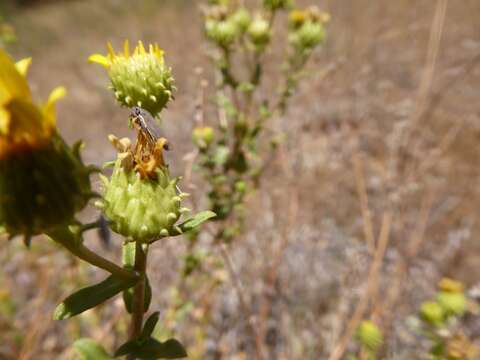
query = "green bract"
xmin=99 ymin=157 xmax=189 ymax=243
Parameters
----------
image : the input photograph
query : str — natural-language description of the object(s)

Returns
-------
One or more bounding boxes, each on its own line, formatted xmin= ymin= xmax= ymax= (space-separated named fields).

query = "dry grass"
xmin=1 ymin=0 xmax=480 ymax=358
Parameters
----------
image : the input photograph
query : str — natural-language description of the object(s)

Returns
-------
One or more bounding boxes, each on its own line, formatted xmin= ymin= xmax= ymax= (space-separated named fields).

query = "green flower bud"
xmin=89 ymin=41 xmax=175 ymax=117
xmin=100 ymin=154 xmax=188 ymax=243
xmin=230 ymin=8 xmax=251 ymax=33
xmin=420 ymin=301 xmax=445 ymax=326
xmin=248 ymin=17 xmax=271 ymax=51
xmin=234 ymin=180 xmax=246 ymax=193
xmin=437 ymin=292 xmax=467 ymax=316
xmin=192 ymin=126 xmax=215 ymax=149
xmin=289 ymin=21 xmax=326 ymax=51
xmin=205 ymin=19 xmax=237 ymax=48
xmin=263 ymin=0 xmax=293 ymax=11
xmin=355 ymin=321 xmax=383 ymax=352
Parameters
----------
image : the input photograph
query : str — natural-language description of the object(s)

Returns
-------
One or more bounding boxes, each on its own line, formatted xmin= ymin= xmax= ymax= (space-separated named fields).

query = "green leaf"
xmin=74 ymin=338 xmax=114 ymax=360
xmin=54 ymin=275 xmax=137 ymax=320
xmin=172 ymin=211 xmax=216 ymax=235
xmin=141 ymin=311 xmax=160 ymax=340
xmin=123 ymin=276 xmax=152 ymax=314
xmin=115 ymin=337 xmax=187 ymax=359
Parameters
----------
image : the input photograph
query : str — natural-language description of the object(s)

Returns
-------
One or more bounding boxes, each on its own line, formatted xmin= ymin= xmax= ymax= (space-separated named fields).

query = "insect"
xmin=129 ymin=106 xmax=169 ymax=151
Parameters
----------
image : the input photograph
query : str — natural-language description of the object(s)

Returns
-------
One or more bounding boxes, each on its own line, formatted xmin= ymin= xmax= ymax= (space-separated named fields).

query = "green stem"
xmin=48 ymin=229 xmax=137 ymax=281
xmin=127 ymin=241 xmax=148 ymax=359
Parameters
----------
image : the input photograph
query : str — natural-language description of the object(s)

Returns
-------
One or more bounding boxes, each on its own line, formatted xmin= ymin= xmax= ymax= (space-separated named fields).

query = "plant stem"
xmin=49 ymin=229 xmax=137 ymax=281
xmin=127 ymin=241 xmax=148 ymax=359
xmin=76 ymin=243 xmax=138 ymax=281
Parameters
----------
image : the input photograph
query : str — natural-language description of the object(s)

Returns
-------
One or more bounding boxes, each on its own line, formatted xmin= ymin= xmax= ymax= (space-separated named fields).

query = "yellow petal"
xmin=88 ymin=54 xmax=111 ymax=68
xmin=124 ymin=39 xmax=130 ymax=57
xmin=15 ymin=58 xmax=32 ymax=77
xmin=0 ymin=49 xmax=32 ymax=104
xmin=43 ymin=86 xmax=66 ymax=128
xmin=107 ymin=42 xmax=115 ymax=57
xmin=6 ymin=98 xmax=46 ymax=142
xmin=138 ymin=41 xmax=146 ymax=55
xmin=0 ymin=107 xmax=11 ymax=135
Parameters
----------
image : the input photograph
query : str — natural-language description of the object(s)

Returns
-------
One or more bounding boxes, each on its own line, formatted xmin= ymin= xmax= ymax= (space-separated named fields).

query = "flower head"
xmin=99 ymin=134 xmax=190 ymax=243
xmin=0 ymin=49 xmax=92 ymax=242
xmin=89 ymin=40 xmax=175 ymax=117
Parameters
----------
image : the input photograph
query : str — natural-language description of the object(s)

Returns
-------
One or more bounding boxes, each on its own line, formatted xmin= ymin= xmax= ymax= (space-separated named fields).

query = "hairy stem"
xmin=127 ymin=241 xmax=148 ymax=359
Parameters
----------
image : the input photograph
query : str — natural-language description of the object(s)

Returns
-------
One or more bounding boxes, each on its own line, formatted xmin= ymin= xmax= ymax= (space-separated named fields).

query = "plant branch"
xmin=48 ymin=229 xmax=137 ymax=281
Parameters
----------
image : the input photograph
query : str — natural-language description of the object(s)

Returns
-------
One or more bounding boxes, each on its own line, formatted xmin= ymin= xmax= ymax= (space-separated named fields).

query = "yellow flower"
xmin=0 ymin=49 xmax=65 ymax=160
xmin=0 ymin=49 xmax=92 ymax=242
xmin=89 ymin=40 xmax=175 ymax=117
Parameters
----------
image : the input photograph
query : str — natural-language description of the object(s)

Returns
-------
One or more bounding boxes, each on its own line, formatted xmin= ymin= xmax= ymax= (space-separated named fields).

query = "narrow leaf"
xmin=123 ymin=275 xmax=151 ymax=314
xmin=74 ymin=338 xmax=114 ymax=360
xmin=141 ymin=311 xmax=160 ymax=340
xmin=54 ymin=275 xmax=137 ymax=320
xmin=172 ymin=211 xmax=216 ymax=235
xmin=115 ymin=338 xmax=187 ymax=359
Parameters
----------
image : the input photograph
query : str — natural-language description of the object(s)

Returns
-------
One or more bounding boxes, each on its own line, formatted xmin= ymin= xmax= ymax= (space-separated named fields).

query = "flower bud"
xmin=205 ymin=19 xmax=237 ymax=48
xmin=192 ymin=126 xmax=215 ymax=149
xmin=89 ymin=41 xmax=175 ymax=117
xmin=420 ymin=301 xmax=445 ymax=326
xmin=230 ymin=8 xmax=251 ymax=34
xmin=289 ymin=20 xmax=326 ymax=51
xmin=355 ymin=321 xmax=383 ymax=352
xmin=437 ymin=292 xmax=467 ymax=317
xmin=248 ymin=17 xmax=271 ymax=51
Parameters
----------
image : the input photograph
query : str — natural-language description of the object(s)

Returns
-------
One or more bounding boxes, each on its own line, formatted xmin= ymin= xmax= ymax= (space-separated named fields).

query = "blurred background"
xmin=1 ymin=0 xmax=479 ymax=359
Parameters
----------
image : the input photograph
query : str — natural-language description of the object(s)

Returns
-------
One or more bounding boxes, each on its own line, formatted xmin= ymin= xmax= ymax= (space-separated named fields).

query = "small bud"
xmin=248 ymin=16 xmax=271 ymax=51
xmin=437 ymin=292 xmax=467 ymax=317
xmin=192 ymin=126 xmax=215 ymax=149
xmin=355 ymin=321 xmax=383 ymax=352
xmin=205 ymin=19 xmax=238 ymax=48
xmin=289 ymin=20 xmax=326 ymax=51
xmin=234 ymin=181 xmax=247 ymax=193
xmin=420 ymin=301 xmax=445 ymax=326
xmin=230 ymin=8 xmax=251 ymax=34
